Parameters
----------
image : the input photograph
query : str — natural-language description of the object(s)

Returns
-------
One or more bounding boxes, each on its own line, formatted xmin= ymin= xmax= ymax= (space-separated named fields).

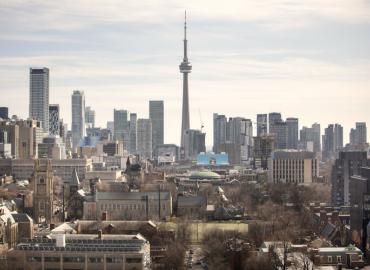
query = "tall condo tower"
xmin=29 ymin=67 xmax=49 ymax=132
xmin=179 ymin=12 xmax=192 ymax=152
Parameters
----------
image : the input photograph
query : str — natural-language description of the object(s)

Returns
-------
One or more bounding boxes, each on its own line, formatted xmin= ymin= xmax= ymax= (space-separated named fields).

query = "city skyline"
xmin=1 ymin=1 xmax=370 ymax=145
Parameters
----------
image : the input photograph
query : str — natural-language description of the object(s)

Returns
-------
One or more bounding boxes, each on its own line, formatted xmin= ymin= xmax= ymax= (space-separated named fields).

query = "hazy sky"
xmin=0 ymin=0 xmax=369 ymax=146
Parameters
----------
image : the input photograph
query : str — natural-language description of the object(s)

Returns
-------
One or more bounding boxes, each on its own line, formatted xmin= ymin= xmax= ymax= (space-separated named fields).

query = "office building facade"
xmin=29 ymin=67 xmax=49 ymax=132
xmin=257 ymin=114 xmax=267 ymax=136
xmin=149 ymin=100 xmax=164 ymax=152
xmin=268 ymin=150 xmax=318 ymax=184
xmin=49 ymin=104 xmax=60 ymax=136
xmin=71 ymin=91 xmax=85 ymax=151
xmin=136 ymin=119 xmax=152 ymax=159
xmin=286 ymin=117 xmax=298 ymax=149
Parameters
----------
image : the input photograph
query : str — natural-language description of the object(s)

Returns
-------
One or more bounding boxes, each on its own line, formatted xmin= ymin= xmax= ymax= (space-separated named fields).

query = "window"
xmin=126 ymin=257 xmax=142 ymax=263
xmin=44 ymin=257 xmax=60 ymax=262
xmin=337 ymin=256 xmax=341 ymax=263
xmin=107 ymin=257 xmax=122 ymax=263
xmin=39 ymin=178 xmax=45 ymax=184
xmin=63 ymin=257 xmax=85 ymax=263
xmin=88 ymin=257 xmax=103 ymax=263
xmin=26 ymin=256 xmax=42 ymax=262
xmin=327 ymin=256 xmax=332 ymax=263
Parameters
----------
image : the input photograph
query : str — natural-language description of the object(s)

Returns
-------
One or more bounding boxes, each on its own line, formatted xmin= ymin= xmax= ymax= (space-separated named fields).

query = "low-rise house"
xmin=312 ymin=246 xmax=364 ymax=269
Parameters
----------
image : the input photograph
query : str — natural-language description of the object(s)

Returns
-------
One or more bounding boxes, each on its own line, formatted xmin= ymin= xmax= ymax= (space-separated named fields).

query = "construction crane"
xmin=198 ymin=109 xmax=204 ymax=132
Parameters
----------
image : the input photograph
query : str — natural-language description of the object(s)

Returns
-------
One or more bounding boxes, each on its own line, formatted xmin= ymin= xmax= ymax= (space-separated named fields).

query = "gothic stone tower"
xmin=33 ymin=159 xmax=54 ymax=223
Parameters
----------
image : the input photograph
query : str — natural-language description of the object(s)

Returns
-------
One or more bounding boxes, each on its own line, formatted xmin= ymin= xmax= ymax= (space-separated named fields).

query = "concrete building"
xmin=85 ymin=106 xmax=95 ymax=128
xmin=29 ymin=67 xmax=49 ymax=132
xmin=153 ymin=144 xmax=179 ymax=163
xmin=331 ymin=151 xmax=368 ymax=206
xmin=38 ymin=136 xmax=66 ymax=160
xmin=17 ymin=119 xmax=44 ymax=159
xmin=7 ymin=234 xmax=151 ymax=270
xmin=0 ymin=158 xmax=92 ymax=181
xmin=129 ymin=113 xmax=137 ymax=154
xmin=183 ymin=129 xmax=206 ymax=161
xmin=71 ymin=91 xmax=85 ymax=151
xmin=0 ymin=107 xmax=9 ymax=120
xmin=136 ymin=119 xmax=152 ymax=159
xmin=48 ymin=104 xmax=60 ymax=136
xmin=213 ymin=115 xmax=252 ymax=164
xmin=213 ymin=113 xmax=227 ymax=154
xmin=299 ymin=123 xmax=321 ymax=153
xmin=268 ymin=150 xmax=318 ymax=184
xmin=113 ymin=109 xmax=128 ymax=150
xmin=350 ymin=122 xmax=367 ymax=146
xmin=100 ymin=140 xmax=124 ymax=156
xmin=257 ymin=114 xmax=267 ymax=136
xmin=268 ymin=112 xmax=282 ymax=133
xmin=253 ymin=134 xmax=275 ymax=170
xmin=334 ymin=123 xmax=344 ymax=151
xmin=149 ymin=100 xmax=164 ymax=153
xmin=286 ymin=117 xmax=298 ymax=149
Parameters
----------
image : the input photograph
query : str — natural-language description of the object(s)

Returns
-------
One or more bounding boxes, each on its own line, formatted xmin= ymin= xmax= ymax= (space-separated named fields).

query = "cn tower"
xmin=179 ymin=11 xmax=192 ymax=151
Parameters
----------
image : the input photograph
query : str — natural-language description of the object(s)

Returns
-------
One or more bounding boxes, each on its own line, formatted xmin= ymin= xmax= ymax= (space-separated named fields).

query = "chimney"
xmin=55 ymin=234 xmax=66 ymax=248
xmin=98 ymin=230 xmax=102 ymax=239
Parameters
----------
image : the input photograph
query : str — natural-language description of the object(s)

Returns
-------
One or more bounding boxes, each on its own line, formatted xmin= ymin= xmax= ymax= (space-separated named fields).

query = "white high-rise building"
xmin=85 ymin=106 xmax=95 ymax=128
xmin=29 ymin=67 xmax=49 ymax=132
xmin=71 ymin=91 xmax=85 ymax=151
xmin=136 ymin=119 xmax=152 ymax=159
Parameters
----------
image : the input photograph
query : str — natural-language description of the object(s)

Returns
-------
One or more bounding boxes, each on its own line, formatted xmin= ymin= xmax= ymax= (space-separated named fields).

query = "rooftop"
xmin=16 ymin=234 xmax=147 ymax=252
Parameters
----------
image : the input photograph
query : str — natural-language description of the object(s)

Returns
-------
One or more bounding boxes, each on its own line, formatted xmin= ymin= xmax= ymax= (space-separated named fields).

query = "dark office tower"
xmin=149 ymin=100 xmax=164 ymax=152
xmin=334 ymin=124 xmax=343 ymax=151
xmin=114 ymin=109 xmax=128 ymax=143
xmin=322 ymin=124 xmax=334 ymax=160
xmin=29 ymin=67 xmax=49 ymax=132
xmin=213 ymin=113 xmax=227 ymax=153
xmin=179 ymin=12 xmax=192 ymax=153
xmin=49 ymin=104 xmax=60 ymax=136
xmin=331 ymin=151 xmax=368 ymax=206
xmin=183 ymin=129 xmax=206 ymax=160
xmin=350 ymin=167 xmax=370 ymax=250
xmin=312 ymin=123 xmax=321 ymax=152
xmin=71 ymin=91 xmax=85 ymax=150
xmin=129 ymin=113 xmax=137 ymax=154
xmin=270 ymin=121 xmax=288 ymax=150
xmin=0 ymin=107 xmax=8 ymax=119
xmin=85 ymin=106 xmax=95 ymax=128
xmin=286 ymin=117 xmax=298 ymax=149
xmin=257 ymin=114 xmax=267 ymax=136
xmin=268 ymin=112 xmax=282 ymax=133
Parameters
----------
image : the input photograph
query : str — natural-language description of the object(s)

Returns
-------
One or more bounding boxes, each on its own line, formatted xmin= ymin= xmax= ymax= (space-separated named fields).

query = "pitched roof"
xmin=70 ymin=168 xmax=80 ymax=186
xmin=96 ymin=191 xmax=171 ymax=201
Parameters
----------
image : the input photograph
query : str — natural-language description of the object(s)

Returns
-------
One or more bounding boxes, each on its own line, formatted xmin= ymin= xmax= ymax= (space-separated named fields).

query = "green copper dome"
xmin=189 ymin=170 xmax=221 ymax=180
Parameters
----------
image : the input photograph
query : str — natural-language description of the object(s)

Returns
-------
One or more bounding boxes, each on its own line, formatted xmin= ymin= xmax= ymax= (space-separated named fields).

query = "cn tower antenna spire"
xmin=184 ymin=11 xmax=187 ymax=40
xmin=179 ymin=11 xmax=192 ymax=158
